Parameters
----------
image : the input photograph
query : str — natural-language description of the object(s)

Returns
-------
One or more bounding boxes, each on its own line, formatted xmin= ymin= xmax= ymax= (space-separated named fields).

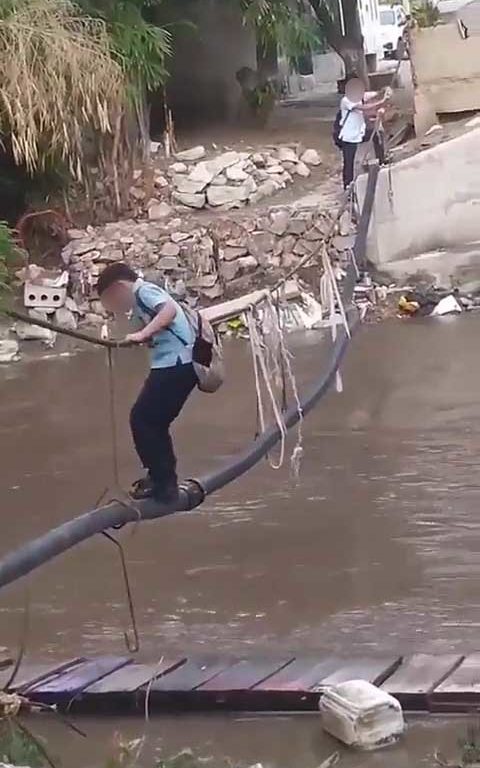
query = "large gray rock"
xmin=130 ymin=186 xmax=146 ymax=201
xmin=265 ymin=165 xmax=284 ymax=175
xmin=207 ymin=180 xmax=256 ymax=207
xmin=269 ymin=210 xmax=290 ymax=236
xmin=173 ymin=191 xmax=206 ymax=209
xmin=294 ymin=161 xmax=311 ymax=178
xmin=173 ymin=174 xmax=208 ymax=195
xmin=69 ymin=240 xmax=97 ymax=257
xmin=170 ymin=231 xmax=191 ymax=243
xmin=201 ymin=282 xmax=223 ymax=300
xmin=280 ymin=234 xmax=296 ymax=254
xmin=54 ymin=307 xmax=77 ymax=330
xmin=288 ymin=218 xmax=307 ymax=235
xmin=196 ymin=273 xmax=218 ymax=289
xmin=190 ymin=151 xmax=245 ymax=188
xmin=226 ymin=164 xmax=249 ymax=182
xmin=249 ymin=179 xmax=281 ymax=204
xmin=238 ymin=255 xmax=258 ymax=272
xmin=220 ymin=260 xmax=242 ymax=281
xmin=158 ymin=255 xmax=180 ymax=270
xmin=176 ymin=145 xmax=206 ymax=162
xmin=253 ymin=169 xmax=269 ymax=182
xmin=300 ymin=148 xmax=321 ymax=166
xmin=169 ymin=162 xmax=188 ymax=174
xmin=248 ymin=231 xmax=275 ymax=260
xmin=252 ymin=152 xmax=266 ymax=167
xmin=154 ymin=174 xmax=169 ymax=188
xmin=222 ymin=245 xmax=248 ymax=261
xmin=148 ymin=201 xmax=172 ymax=220
xmin=293 ymin=239 xmax=316 ymax=256
xmin=278 ymin=146 xmax=298 ymax=163
xmin=160 ymin=242 xmax=180 ymax=257
xmin=211 ymin=174 xmax=228 ymax=186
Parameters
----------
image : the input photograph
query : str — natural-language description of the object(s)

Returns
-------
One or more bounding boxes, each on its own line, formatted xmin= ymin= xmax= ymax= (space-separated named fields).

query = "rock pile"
xmin=131 ymin=144 xmax=322 ymax=213
xmin=62 ymin=203 xmax=340 ymax=325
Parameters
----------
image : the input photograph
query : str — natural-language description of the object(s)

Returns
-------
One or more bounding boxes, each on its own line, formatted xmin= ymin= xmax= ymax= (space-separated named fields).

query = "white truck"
xmin=357 ymin=0 xmax=384 ymax=71
xmin=379 ymin=3 xmax=409 ymax=59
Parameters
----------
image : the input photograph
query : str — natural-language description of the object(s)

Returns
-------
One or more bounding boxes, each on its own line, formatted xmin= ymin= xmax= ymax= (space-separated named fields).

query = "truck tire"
xmin=366 ymin=53 xmax=377 ymax=73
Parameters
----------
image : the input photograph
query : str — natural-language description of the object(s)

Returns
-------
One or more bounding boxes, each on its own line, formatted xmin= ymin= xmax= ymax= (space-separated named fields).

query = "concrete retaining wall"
xmin=359 ymin=127 xmax=480 ymax=265
xmin=412 ymin=25 xmax=480 ymax=113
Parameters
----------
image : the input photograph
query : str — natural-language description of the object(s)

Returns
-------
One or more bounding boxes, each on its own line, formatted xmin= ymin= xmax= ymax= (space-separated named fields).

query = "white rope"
xmin=247 ymin=309 xmax=286 ymax=470
xmin=322 ymin=245 xmax=351 ymax=340
xmin=244 ymin=189 xmax=358 ymax=478
xmin=320 ymin=245 xmax=351 ymax=393
xmin=265 ymin=295 xmax=304 ymax=480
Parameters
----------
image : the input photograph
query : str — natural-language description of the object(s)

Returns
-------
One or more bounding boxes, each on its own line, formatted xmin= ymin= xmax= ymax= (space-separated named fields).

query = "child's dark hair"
xmin=97 ymin=262 xmax=138 ymax=296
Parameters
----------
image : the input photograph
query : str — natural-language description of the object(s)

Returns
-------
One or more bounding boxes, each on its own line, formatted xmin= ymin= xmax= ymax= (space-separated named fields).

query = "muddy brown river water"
xmin=1 ymin=314 xmax=480 ymax=766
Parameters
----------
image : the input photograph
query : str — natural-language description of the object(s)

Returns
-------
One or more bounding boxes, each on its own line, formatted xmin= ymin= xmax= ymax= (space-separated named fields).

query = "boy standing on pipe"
xmin=97 ymin=263 xmax=197 ymax=505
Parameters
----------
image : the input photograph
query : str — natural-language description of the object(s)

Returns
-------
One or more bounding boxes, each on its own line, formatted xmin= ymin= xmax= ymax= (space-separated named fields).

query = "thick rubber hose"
xmin=0 ymin=165 xmax=379 ymax=590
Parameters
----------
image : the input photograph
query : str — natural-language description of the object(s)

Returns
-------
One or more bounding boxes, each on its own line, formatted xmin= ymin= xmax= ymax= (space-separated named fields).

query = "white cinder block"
xmin=320 ymin=679 xmax=405 ymax=750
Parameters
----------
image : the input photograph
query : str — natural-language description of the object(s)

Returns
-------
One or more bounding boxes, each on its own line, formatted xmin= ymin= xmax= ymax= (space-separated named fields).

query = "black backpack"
xmin=135 ymin=288 xmax=224 ymax=393
xmin=332 ymin=107 xmax=352 ymax=149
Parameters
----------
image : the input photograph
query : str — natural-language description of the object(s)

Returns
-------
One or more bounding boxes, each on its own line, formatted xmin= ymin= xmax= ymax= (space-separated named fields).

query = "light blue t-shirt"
xmin=133 ymin=279 xmax=194 ymax=369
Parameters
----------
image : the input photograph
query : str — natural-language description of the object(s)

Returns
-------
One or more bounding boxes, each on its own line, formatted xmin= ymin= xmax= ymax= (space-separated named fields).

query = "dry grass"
xmin=0 ymin=0 xmax=127 ymax=180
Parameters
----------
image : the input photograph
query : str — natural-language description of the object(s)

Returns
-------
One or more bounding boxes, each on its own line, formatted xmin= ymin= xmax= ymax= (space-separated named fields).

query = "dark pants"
xmin=341 ymin=131 xmax=385 ymax=189
xmin=130 ymin=363 xmax=197 ymax=492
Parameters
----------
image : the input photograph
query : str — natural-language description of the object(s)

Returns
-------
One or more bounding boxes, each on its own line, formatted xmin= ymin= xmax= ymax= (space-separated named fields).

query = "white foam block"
xmin=320 ymin=679 xmax=404 ymax=750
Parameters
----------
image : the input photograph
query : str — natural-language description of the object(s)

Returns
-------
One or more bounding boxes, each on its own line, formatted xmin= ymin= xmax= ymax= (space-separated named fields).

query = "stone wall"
xmin=63 ymin=205 xmax=339 ymax=326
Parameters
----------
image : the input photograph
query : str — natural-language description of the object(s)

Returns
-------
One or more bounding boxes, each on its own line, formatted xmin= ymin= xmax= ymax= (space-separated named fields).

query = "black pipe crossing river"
xmin=0 ymin=166 xmax=379 ymax=590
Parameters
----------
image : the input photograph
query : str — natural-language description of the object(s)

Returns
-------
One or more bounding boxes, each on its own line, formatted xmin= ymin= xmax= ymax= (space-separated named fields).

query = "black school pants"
xmin=130 ymin=362 xmax=197 ymax=491
xmin=341 ymin=131 xmax=385 ymax=189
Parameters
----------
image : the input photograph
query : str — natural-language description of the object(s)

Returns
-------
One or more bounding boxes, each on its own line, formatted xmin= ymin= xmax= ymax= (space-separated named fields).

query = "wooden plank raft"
xmin=382 ymin=654 xmax=463 ymax=711
xmin=0 ymin=652 xmax=479 ymax=715
xmin=430 ymin=654 xmax=480 ymax=713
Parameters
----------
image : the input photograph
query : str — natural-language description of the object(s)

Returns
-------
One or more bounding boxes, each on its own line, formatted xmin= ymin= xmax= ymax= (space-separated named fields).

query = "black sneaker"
xmin=130 ymin=476 xmax=155 ymax=500
xmin=153 ymin=484 xmax=179 ymax=506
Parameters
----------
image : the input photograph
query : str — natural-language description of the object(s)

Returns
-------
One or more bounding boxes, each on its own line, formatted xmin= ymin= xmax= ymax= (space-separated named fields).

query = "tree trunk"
xmin=341 ymin=0 xmax=368 ymax=81
xmin=308 ymin=0 xmax=368 ymax=83
xmin=338 ymin=41 xmax=369 ymax=82
xmin=256 ymin=38 xmax=278 ymax=84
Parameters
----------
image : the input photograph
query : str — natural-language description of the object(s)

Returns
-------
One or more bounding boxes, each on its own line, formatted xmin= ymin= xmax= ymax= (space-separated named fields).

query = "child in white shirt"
xmin=339 ymin=77 xmax=390 ymax=189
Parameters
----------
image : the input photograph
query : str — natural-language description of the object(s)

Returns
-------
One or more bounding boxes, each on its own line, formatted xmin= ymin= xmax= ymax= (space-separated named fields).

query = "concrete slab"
xmin=357 ymin=127 xmax=480 ymax=265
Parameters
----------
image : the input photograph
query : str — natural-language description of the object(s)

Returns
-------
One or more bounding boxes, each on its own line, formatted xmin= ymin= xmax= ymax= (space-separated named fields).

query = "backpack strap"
xmin=340 ymin=107 xmax=352 ymax=129
xmin=135 ymin=287 xmax=188 ymax=347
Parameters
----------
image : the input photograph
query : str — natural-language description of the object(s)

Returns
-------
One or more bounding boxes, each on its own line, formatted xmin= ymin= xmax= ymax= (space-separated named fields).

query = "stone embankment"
xmin=59 ymin=143 xmax=340 ymax=326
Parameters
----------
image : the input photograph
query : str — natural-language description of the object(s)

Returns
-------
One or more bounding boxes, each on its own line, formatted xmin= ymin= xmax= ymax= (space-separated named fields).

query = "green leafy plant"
xmin=76 ymin=0 xmax=172 ymax=191
xmin=240 ymin=0 xmax=322 ymax=58
xmin=77 ymin=0 xmax=172 ymax=95
xmin=0 ymin=717 xmax=52 ymax=768
xmin=412 ymin=0 xmax=440 ymax=27
xmin=459 ymin=723 xmax=480 ymax=765
xmin=0 ymin=222 xmax=19 ymax=308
